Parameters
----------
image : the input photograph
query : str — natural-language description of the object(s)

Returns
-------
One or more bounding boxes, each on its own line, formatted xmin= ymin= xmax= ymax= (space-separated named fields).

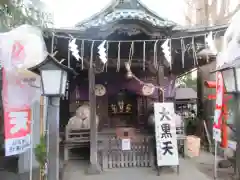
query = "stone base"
xmin=19 ymin=168 xmax=41 ymax=180
xmin=218 ymin=159 xmax=232 ymax=168
xmin=86 ymin=163 xmax=101 ymax=175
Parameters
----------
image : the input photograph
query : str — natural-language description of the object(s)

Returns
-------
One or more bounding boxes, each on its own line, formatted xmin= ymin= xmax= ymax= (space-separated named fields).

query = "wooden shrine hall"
xmin=42 ymin=0 xmax=227 ymax=173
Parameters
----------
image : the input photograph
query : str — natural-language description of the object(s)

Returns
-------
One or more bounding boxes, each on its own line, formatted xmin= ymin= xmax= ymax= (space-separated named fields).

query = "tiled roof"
xmin=75 ymin=10 xmax=176 ymax=30
xmin=173 ymin=24 xmax=228 ymax=33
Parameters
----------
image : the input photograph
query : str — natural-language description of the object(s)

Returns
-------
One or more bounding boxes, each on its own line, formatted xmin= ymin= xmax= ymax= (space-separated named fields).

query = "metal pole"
xmin=47 ymin=96 xmax=60 ymax=180
xmin=29 ymin=105 xmax=35 ymax=180
xmin=213 ymin=140 xmax=217 ymax=180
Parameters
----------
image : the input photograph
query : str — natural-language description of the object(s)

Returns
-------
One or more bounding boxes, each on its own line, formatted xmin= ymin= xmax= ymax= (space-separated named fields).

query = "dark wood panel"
xmin=97 ymin=95 xmax=109 ymax=130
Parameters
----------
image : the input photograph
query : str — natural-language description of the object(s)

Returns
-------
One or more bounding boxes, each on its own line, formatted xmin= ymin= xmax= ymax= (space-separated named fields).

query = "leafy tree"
xmin=0 ymin=0 xmax=53 ymax=32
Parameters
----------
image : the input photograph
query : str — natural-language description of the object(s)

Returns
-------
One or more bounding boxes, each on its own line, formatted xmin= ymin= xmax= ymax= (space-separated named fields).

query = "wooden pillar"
xmin=87 ymin=55 xmax=101 ymax=174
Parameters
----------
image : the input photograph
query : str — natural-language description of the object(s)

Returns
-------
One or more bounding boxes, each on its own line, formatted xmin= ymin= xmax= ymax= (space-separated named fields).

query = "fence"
xmin=97 ymin=136 xmax=154 ymax=170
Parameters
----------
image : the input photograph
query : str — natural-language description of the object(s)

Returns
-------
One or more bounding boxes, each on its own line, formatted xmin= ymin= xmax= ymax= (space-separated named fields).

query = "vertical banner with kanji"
xmin=0 ymin=25 xmax=47 ymax=156
xmin=4 ymin=108 xmax=31 ymax=156
xmin=154 ymin=102 xmax=179 ymax=166
xmin=213 ymin=72 xmax=224 ymax=142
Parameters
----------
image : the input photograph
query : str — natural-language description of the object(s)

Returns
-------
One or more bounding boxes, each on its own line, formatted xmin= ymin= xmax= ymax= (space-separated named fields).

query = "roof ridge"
xmin=137 ymin=0 xmax=177 ymax=25
xmin=75 ymin=0 xmax=118 ymax=27
xmin=75 ymin=0 xmax=177 ymax=28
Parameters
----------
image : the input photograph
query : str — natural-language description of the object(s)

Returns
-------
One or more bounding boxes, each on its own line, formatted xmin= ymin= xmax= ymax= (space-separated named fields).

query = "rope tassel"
xmin=81 ymin=40 xmax=84 ymax=69
xmin=192 ymin=37 xmax=198 ymax=66
xmin=143 ymin=41 xmax=146 ymax=71
xmin=180 ymin=38 xmax=186 ymax=68
xmin=153 ymin=40 xmax=158 ymax=70
xmin=128 ymin=41 xmax=134 ymax=67
xmin=117 ymin=42 xmax=121 ymax=72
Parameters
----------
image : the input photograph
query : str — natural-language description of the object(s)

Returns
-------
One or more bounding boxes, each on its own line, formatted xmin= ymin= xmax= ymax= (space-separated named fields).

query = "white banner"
xmin=0 ymin=25 xmax=46 ymax=156
xmin=154 ymin=102 xmax=179 ymax=166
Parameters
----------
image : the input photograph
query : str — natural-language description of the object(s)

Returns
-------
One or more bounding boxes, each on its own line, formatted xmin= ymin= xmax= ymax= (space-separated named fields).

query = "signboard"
xmin=213 ymin=72 xmax=224 ymax=142
xmin=121 ymin=138 xmax=131 ymax=151
xmin=4 ymin=109 xmax=31 ymax=156
xmin=154 ymin=102 xmax=179 ymax=166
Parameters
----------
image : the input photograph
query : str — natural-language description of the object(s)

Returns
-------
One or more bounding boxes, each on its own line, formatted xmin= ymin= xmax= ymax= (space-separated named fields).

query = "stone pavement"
xmin=190 ymin=151 xmax=235 ymax=180
xmin=63 ymin=158 xmax=212 ymax=180
xmin=0 ymin=168 xmax=40 ymax=180
xmin=1 ymin=151 xmax=235 ymax=180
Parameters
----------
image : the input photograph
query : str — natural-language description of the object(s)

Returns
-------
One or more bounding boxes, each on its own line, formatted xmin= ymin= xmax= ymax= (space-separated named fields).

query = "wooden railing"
xmin=64 ymin=129 xmax=90 ymax=161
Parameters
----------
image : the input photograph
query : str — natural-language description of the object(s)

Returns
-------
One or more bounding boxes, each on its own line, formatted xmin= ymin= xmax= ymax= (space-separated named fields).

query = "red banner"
xmin=2 ymin=43 xmax=32 ymax=156
xmin=0 ymin=25 xmax=46 ymax=156
xmin=213 ymin=72 xmax=224 ymax=142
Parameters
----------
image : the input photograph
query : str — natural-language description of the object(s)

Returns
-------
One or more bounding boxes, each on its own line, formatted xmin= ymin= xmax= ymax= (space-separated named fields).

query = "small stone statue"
xmin=67 ymin=104 xmax=99 ymax=130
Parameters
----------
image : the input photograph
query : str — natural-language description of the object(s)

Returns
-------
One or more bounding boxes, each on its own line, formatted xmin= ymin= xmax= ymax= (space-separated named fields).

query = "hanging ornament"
xmin=117 ymin=42 xmax=121 ymax=72
xmin=180 ymin=38 xmax=186 ymax=68
xmin=206 ymin=31 xmax=217 ymax=55
xmin=90 ymin=41 xmax=95 ymax=68
xmin=80 ymin=40 xmax=84 ymax=69
xmin=143 ymin=41 xmax=146 ymax=71
xmin=142 ymin=83 xmax=155 ymax=96
xmin=204 ymin=34 xmax=209 ymax=63
xmin=161 ymin=39 xmax=172 ymax=69
xmin=125 ymin=62 xmax=133 ymax=79
xmin=69 ymin=39 xmax=81 ymax=61
xmin=153 ymin=40 xmax=158 ymax=70
xmin=126 ymin=71 xmax=133 ymax=79
xmin=95 ymin=84 xmax=106 ymax=96
xmin=128 ymin=41 xmax=134 ymax=66
xmin=98 ymin=40 xmax=107 ymax=64
xmin=105 ymin=41 xmax=109 ymax=72
xmin=192 ymin=37 xmax=198 ymax=66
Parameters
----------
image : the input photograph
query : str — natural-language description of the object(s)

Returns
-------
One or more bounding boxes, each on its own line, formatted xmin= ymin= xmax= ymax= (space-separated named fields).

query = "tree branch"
xmin=218 ymin=0 xmax=228 ymax=20
xmin=222 ymin=4 xmax=240 ymax=22
xmin=184 ymin=13 xmax=194 ymax=25
xmin=184 ymin=0 xmax=195 ymax=9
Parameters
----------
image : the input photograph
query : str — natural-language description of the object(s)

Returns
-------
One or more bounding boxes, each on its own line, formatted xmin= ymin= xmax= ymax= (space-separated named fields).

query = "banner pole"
xmin=29 ymin=108 xmax=34 ymax=180
xmin=214 ymin=140 xmax=218 ymax=180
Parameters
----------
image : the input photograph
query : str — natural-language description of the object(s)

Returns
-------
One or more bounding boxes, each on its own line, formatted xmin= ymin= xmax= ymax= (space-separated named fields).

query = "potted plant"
xmin=34 ymin=135 xmax=47 ymax=180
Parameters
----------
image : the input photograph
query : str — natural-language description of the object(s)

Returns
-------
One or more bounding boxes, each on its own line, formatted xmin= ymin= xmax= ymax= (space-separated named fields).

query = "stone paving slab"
xmin=190 ymin=151 xmax=235 ymax=180
xmin=2 ymin=152 xmax=230 ymax=180
xmin=0 ymin=168 xmax=40 ymax=180
xmin=63 ymin=158 xmax=212 ymax=180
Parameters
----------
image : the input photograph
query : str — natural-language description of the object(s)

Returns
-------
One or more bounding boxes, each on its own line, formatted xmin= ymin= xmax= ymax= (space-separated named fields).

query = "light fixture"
xmin=28 ymin=54 xmax=77 ymax=97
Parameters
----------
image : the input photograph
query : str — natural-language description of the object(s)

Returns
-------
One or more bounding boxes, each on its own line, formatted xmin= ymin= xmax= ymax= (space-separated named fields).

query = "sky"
xmin=41 ymin=0 xmax=186 ymax=28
